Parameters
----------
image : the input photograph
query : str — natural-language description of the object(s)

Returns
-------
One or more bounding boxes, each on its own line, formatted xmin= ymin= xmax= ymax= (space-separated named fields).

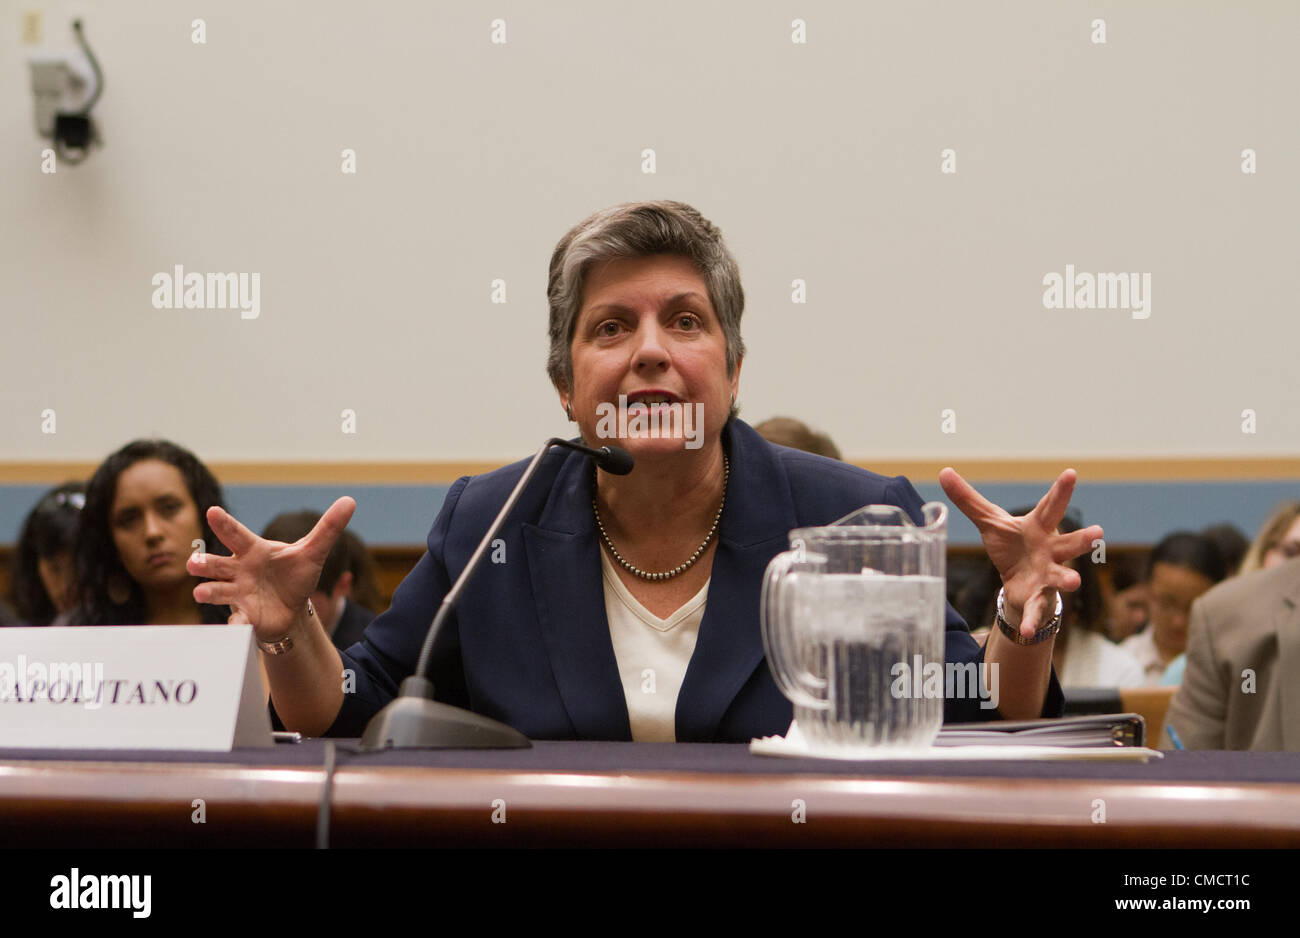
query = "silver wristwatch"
xmin=257 ymin=599 xmax=313 ymax=656
xmin=995 ymin=588 xmax=1062 ymax=645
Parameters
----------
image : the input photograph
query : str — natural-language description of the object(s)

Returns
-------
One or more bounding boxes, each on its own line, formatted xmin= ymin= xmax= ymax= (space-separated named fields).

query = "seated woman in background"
xmin=1160 ymin=503 xmax=1299 ymax=686
xmin=10 ymin=482 xmax=85 ymax=626
xmin=69 ymin=440 xmax=230 ymax=626
xmin=1165 ymin=544 xmax=1300 ymax=750
xmin=1120 ymin=532 xmax=1226 ymax=685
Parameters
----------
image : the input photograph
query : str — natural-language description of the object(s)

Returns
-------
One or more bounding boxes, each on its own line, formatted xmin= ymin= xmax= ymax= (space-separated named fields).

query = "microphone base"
xmin=358 ymin=678 xmax=532 ymax=751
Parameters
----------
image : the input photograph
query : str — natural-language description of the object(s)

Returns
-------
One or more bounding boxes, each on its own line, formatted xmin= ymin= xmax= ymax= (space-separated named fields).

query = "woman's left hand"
xmin=939 ymin=467 xmax=1103 ymax=641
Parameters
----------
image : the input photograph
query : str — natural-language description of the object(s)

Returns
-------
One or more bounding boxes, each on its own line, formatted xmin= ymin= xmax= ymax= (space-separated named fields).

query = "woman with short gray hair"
xmin=546 ymin=200 xmax=746 ymax=418
xmin=190 ymin=200 xmax=1100 ymax=741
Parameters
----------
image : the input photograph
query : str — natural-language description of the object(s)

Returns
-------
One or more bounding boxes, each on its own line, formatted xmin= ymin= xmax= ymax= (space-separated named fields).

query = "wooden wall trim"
xmin=1 ymin=457 xmax=1298 ymax=485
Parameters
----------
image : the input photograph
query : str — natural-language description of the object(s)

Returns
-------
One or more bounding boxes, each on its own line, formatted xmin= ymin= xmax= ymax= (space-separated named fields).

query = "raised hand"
xmin=187 ymin=497 xmax=356 ymax=642
xmin=939 ymin=468 xmax=1102 ymax=640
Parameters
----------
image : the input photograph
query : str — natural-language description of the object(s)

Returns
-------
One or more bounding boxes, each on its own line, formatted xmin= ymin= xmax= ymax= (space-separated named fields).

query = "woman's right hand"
xmin=188 ymin=497 xmax=356 ymax=643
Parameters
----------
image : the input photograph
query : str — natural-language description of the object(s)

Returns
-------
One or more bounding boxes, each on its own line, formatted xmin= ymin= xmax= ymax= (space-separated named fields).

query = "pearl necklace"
xmin=593 ymin=454 xmax=729 ymax=581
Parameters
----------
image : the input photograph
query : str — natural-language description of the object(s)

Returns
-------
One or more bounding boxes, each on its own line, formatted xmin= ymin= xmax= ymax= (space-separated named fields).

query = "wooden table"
xmin=1 ymin=742 xmax=1297 ymax=848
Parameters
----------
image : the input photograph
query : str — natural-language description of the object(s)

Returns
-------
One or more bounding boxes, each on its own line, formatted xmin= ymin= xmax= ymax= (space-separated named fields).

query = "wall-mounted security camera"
xmin=28 ymin=20 xmax=103 ymax=165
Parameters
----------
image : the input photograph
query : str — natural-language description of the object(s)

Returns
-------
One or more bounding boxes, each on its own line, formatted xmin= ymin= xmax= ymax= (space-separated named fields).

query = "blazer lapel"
xmin=1277 ymin=573 xmax=1300 ymax=752
xmin=676 ymin=421 xmax=799 ymax=742
xmin=522 ymin=452 xmax=631 ymax=740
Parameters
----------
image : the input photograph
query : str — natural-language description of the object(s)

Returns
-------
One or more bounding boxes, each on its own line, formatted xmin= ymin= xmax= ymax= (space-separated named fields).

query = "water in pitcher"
xmin=793 ymin=573 xmax=946 ymax=750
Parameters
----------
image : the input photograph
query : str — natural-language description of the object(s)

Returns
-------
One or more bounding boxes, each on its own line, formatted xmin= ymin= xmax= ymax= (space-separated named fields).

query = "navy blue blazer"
xmin=327 ymin=419 xmax=1063 ymax=741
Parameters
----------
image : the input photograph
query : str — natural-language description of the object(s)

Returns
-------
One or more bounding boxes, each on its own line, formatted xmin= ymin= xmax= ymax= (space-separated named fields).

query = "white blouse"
xmin=600 ymin=549 xmax=708 ymax=742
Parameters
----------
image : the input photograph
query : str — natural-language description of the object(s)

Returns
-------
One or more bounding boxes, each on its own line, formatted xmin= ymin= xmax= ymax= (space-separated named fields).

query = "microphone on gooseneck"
xmin=594 ymin=445 xmax=635 ymax=475
xmin=358 ymin=438 xmax=633 ymax=751
xmin=563 ymin=440 xmax=635 ymax=476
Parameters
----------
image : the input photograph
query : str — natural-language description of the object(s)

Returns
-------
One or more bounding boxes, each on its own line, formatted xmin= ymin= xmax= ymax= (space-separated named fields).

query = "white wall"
xmin=2 ymin=0 xmax=1296 ymax=463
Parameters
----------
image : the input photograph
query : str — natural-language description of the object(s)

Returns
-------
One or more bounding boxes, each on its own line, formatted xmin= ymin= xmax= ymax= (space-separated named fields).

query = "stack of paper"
xmin=751 ymin=715 xmax=1163 ymax=762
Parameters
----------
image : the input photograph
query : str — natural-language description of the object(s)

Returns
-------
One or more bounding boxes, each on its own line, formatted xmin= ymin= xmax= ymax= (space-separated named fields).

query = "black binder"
xmin=935 ymin=713 xmax=1147 ymax=748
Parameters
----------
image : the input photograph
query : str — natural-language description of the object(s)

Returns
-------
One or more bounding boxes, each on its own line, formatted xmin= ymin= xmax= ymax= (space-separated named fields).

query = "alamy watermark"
xmin=151 ymin=265 xmax=260 ymax=319
xmin=0 ymin=655 xmax=105 ymax=709
xmin=890 ymin=658 xmax=1000 ymax=710
xmin=594 ymin=394 xmax=704 ymax=449
xmin=1042 ymin=265 xmax=1150 ymax=320
xmin=50 ymin=869 xmax=150 ymax=918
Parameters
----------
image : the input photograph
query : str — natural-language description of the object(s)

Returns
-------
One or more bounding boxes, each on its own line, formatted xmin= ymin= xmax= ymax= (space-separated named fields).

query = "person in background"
xmin=1201 ymin=523 xmax=1249 ymax=578
xmin=1163 ymin=503 xmax=1300 ymax=690
xmin=1121 ymin=532 xmax=1226 ymax=685
xmin=68 ymin=440 xmax=230 ymax=625
xmin=342 ymin=528 xmax=385 ymax=615
xmin=959 ymin=510 xmax=1144 ymax=688
xmin=752 ymin=416 xmax=842 ymax=460
xmin=1102 ymin=551 xmax=1149 ymax=643
xmin=1238 ymin=501 xmax=1300 ymax=576
xmin=1164 ymin=555 xmax=1300 ymax=750
xmin=261 ymin=511 xmax=377 ymax=651
xmin=10 ymin=482 xmax=85 ymax=626
xmin=1160 ymin=524 xmax=1250 ymax=686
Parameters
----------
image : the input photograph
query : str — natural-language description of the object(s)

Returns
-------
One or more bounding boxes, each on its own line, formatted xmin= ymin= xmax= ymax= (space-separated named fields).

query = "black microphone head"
xmin=596 ymin=446 xmax=635 ymax=476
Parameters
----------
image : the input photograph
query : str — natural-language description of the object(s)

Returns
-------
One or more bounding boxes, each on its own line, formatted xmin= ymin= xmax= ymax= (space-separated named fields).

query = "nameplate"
xmin=0 ymin=626 xmax=272 ymax=751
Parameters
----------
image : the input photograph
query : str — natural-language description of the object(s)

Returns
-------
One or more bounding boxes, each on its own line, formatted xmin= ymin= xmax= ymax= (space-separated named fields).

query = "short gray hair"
xmin=546 ymin=201 xmax=746 ymax=398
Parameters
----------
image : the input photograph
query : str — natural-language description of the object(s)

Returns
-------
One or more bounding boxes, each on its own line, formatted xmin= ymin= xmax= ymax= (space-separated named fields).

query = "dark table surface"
xmin=1 ymin=740 xmax=1297 ymax=782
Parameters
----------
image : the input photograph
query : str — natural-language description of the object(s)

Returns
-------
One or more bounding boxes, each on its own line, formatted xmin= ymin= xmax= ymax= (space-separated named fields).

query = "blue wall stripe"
xmin=2 ymin=481 xmax=1296 ymax=549
xmin=911 ymin=481 xmax=1299 ymax=546
xmin=0 ymin=484 xmax=452 ymax=549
